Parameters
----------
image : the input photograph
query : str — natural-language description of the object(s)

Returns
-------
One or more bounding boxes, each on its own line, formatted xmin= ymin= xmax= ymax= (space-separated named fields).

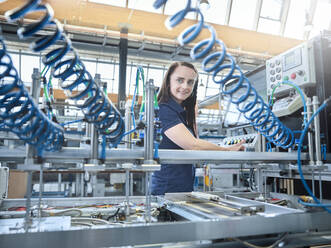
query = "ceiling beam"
xmin=0 ymin=0 xmax=303 ymax=56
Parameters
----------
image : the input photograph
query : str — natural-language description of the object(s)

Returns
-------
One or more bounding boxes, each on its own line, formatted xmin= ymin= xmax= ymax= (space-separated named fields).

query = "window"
xmin=164 ymin=0 xmax=198 ymax=20
xmin=126 ymin=63 xmax=134 ymax=95
xmin=20 ymin=54 xmax=40 ymax=83
xmin=97 ymin=61 xmax=114 ymax=80
xmin=128 ymin=0 xmax=162 ymax=13
xmin=260 ymin=0 xmax=283 ymax=20
xmin=205 ymin=85 xmax=221 ymax=97
xmin=202 ymin=0 xmax=228 ymax=25
xmin=111 ymin=63 xmax=119 ymax=94
xmin=197 ymin=73 xmax=208 ymax=100
xmin=146 ymin=66 xmax=164 ymax=88
xmin=257 ymin=0 xmax=283 ymax=35
xmin=229 ymin=0 xmax=258 ymax=30
xmin=258 ymin=18 xmax=281 ymax=35
xmin=309 ymin=0 xmax=331 ymax=39
xmin=8 ymin=51 xmax=20 ymax=75
xmin=89 ymin=0 xmax=126 ymax=8
xmin=284 ymin=0 xmax=310 ymax=39
xmin=81 ymin=59 xmax=97 ymax=78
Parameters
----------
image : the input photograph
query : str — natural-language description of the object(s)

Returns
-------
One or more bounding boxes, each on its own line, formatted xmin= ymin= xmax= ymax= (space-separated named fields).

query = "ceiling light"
xmin=199 ymin=0 xmax=210 ymax=11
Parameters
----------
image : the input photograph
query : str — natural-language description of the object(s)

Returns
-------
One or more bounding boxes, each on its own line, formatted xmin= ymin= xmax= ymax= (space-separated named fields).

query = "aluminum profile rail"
xmin=0 ymin=147 xmax=312 ymax=164
xmin=1 ymin=210 xmax=331 ymax=248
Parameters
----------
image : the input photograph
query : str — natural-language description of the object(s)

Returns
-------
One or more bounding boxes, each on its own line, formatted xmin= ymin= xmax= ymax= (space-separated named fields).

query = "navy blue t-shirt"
xmin=151 ymin=97 xmax=195 ymax=195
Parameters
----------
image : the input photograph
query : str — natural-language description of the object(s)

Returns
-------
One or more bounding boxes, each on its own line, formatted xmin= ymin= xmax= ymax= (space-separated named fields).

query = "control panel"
xmin=266 ymin=40 xmax=316 ymax=96
xmin=271 ymin=94 xmax=304 ymax=117
xmin=221 ymin=133 xmax=260 ymax=151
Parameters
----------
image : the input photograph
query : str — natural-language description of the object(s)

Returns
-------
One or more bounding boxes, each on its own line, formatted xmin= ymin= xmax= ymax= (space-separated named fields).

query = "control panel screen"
xmin=283 ymin=48 xmax=302 ymax=72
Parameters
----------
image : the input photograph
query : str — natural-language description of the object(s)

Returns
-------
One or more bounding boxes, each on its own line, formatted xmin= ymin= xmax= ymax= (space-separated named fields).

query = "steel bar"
xmin=0 ymin=148 xmax=314 ymax=164
xmin=1 ymin=211 xmax=331 ymax=248
xmin=313 ymin=96 xmax=322 ymax=165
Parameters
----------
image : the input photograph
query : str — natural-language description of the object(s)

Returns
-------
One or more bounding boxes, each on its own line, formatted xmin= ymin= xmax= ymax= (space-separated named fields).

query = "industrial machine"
xmin=266 ymin=31 xmax=331 ymax=153
xmin=1 ymin=0 xmax=331 ymax=247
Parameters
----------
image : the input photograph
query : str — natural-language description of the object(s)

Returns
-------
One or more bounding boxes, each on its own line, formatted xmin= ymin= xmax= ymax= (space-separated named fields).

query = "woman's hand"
xmin=227 ymin=140 xmax=245 ymax=151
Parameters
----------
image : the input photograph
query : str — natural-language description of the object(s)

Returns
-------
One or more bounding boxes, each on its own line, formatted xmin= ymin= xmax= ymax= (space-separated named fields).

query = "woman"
xmin=151 ymin=61 xmax=244 ymax=195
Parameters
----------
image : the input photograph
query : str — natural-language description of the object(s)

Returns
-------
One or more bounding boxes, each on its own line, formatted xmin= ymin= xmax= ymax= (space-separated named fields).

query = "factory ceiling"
xmin=0 ymin=0 xmax=305 ymax=60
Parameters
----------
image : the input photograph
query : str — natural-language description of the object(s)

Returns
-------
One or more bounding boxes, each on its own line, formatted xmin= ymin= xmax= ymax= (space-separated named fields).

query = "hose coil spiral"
xmin=5 ymin=0 xmax=124 ymax=144
xmin=0 ymin=39 xmax=64 ymax=151
xmin=153 ymin=0 xmax=294 ymax=149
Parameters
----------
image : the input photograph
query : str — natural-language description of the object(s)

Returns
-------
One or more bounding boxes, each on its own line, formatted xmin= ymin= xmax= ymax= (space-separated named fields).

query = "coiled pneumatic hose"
xmin=4 ymin=0 xmax=124 ymax=144
xmin=153 ymin=0 xmax=294 ymax=149
xmin=0 ymin=39 xmax=64 ymax=152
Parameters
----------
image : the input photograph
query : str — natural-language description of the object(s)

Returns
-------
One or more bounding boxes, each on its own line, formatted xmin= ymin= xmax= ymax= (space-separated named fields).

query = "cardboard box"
xmin=8 ymin=171 xmax=28 ymax=199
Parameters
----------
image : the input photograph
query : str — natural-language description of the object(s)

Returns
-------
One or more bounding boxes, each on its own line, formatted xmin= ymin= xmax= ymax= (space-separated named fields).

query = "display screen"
xmin=283 ymin=48 xmax=302 ymax=71
xmin=284 ymin=52 xmax=295 ymax=69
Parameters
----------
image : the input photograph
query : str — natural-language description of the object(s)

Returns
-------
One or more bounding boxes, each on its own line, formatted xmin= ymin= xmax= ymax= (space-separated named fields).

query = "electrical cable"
xmin=41 ymin=64 xmax=55 ymax=120
xmin=152 ymin=0 xmax=294 ymax=149
xmin=5 ymin=0 xmax=125 ymax=146
xmin=71 ymin=217 xmax=110 ymax=225
xmin=111 ymin=128 xmax=137 ymax=148
xmin=131 ymin=66 xmax=145 ymax=128
xmin=60 ymin=119 xmax=84 ymax=126
xmin=297 ymin=97 xmax=331 ymax=213
xmin=107 ymin=207 xmax=120 ymax=221
xmin=299 ymin=200 xmax=331 ymax=207
xmin=106 ymin=67 xmax=154 ymax=149
xmin=42 ymin=208 xmax=83 ymax=217
xmin=0 ymin=39 xmax=64 ymax=152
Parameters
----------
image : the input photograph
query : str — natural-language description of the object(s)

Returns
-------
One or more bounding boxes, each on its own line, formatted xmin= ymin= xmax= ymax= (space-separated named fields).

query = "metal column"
xmin=118 ymin=27 xmax=128 ymax=116
xmin=25 ymin=68 xmax=41 ymax=162
xmin=143 ymin=79 xmax=160 ymax=222
xmin=144 ymin=79 xmax=155 ymax=164
xmin=306 ymin=97 xmax=315 ymax=165
xmin=90 ymin=125 xmax=99 ymax=164
xmin=24 ymin=68 xmax=41 ymax=231
xmin=312 ymin=96 xmax=322 ymax=166
xmin=124 ymin=101 xmax=133 ymax=149
xmin=124 ymin=102 xmax=133 ymax=215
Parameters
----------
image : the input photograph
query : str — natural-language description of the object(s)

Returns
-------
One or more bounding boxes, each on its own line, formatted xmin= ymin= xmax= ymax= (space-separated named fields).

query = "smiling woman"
xmin=169 ymin=64 xmax=197 ymax=104
xmin=151 ymin=61 xmax=245 ymax=195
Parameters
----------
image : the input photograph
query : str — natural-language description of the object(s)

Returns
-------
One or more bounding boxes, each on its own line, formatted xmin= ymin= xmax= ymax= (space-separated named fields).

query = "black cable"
xmin=107 ymin=208 xmax=120 ymax=221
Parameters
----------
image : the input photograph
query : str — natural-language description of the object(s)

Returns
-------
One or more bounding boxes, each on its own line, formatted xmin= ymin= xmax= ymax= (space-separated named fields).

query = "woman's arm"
xmin=164 ymin=123 xmax=244 ymax=151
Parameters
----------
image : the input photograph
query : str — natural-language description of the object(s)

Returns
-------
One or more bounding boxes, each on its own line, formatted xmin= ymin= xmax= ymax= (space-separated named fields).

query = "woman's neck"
xmin=171 ymin=96 xmax=182 ymax=105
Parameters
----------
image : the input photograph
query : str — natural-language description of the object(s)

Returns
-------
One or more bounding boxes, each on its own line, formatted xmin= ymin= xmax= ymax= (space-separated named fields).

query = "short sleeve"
xmin=159 ymin=104 xmax=183 ymax=132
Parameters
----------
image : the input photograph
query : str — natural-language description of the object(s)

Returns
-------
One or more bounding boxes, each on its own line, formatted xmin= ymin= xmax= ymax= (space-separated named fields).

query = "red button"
xmin=291 ymin=73 xmax=296 ymax=79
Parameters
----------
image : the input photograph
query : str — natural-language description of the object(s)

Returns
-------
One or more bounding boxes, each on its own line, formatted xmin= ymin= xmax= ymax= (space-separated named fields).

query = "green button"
xmin=283 ymin=76 xmax=289 ymax=81
xmin=304 ymin=77 xmax=307 ymax=81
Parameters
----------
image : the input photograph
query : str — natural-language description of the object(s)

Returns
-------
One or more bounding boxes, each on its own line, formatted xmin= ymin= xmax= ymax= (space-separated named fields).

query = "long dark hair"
xmin=158 ymin=61 xmax=198 ymax=136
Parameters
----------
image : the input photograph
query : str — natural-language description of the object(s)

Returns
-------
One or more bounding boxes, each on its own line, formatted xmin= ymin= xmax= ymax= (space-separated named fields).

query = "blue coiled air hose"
xmin=5 ymin=0 xmax=125 ymax=145
xmin=297 ymin=98 xmax=331 ymax=214
xmin=152 ymin=0 xmax=294 ymax=149
xmin=0 ymin=39 xmax=64 ymax=152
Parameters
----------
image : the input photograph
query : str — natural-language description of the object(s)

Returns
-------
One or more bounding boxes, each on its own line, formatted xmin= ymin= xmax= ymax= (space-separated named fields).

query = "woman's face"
xmin=169 ymin=65 xmax=197 ymax=104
